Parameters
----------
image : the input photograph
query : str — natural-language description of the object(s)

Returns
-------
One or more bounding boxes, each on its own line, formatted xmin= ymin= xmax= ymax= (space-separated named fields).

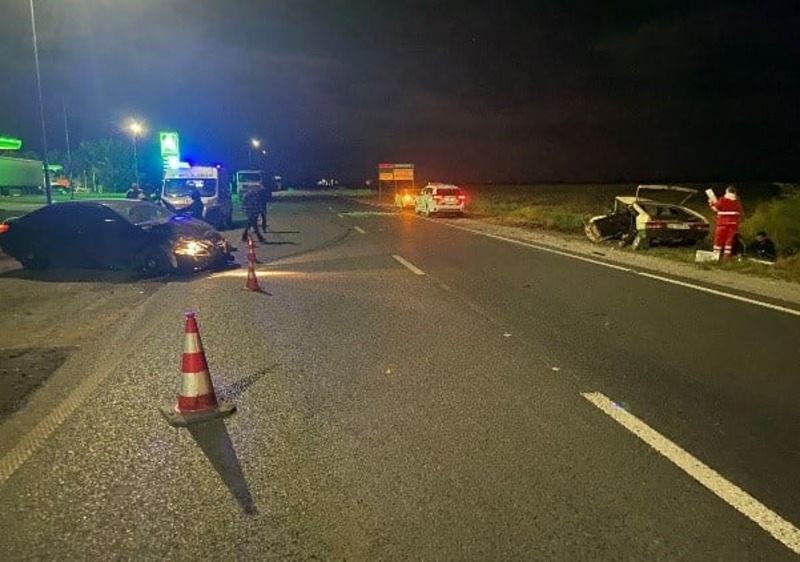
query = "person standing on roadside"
xmin=240 ymin=186 xmax=266 ymax=243
xmin=186 ymin=187 xmax=205 ymax=221
xmin=708 ymin=185 xmax=744 ymax=260
xmin=126 ymin=183 xmax=145 ymax=200
xmin=258 ymin=183 xmax=270 ymax=233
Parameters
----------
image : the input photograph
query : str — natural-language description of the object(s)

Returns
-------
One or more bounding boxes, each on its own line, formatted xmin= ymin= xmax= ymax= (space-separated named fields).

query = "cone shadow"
xmin=188 ymin=419 xmax=257 ymax=515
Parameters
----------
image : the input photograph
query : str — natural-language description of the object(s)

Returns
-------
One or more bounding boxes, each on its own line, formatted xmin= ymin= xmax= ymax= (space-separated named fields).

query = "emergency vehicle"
xmin=162 ymin=165 xmax=233 ymax=229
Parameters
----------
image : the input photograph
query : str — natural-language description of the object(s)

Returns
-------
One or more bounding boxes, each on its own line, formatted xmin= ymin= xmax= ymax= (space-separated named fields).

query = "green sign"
xmin=159 ymin=131 xmax=180 ymax=157
xmin=0 ymin=137 xmax=22 ymax=151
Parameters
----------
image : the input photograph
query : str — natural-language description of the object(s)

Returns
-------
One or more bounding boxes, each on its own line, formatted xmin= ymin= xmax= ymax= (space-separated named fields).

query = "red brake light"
xmin=0 ymin=223 xmax=9 ymax=234
xmin=457 ymin=195 xmax=466 ymax=201
xmin=645 ymin=221 xmax=666 ymax=230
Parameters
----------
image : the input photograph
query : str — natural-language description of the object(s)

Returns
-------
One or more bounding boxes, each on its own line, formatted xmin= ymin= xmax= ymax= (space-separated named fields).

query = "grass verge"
xmin=462 ymin=183 xmax=799 ymax=283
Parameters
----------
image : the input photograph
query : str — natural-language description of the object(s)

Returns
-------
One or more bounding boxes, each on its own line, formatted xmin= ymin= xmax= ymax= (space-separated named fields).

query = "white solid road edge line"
xmin=392 ymin=254 xmax=425 ymax=275
xmin=633 ymin=271 xmax=800 ymax=316
xmin=440 ymin=223 xmax=800 ymax=317
xmin=353 ymin=226 xmax=366 ymax=234
xmin=581 ymin=391 xmax=800 ymax=555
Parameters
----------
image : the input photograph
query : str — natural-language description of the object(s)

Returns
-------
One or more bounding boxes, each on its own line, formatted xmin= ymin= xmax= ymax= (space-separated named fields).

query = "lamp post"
xmin=249 ymin=138 xmax=261 ymax=167
xmin=129 ymin=120 xmax=143 ymax=185
xmin=29 ymin=0 xmax=52 ymax=205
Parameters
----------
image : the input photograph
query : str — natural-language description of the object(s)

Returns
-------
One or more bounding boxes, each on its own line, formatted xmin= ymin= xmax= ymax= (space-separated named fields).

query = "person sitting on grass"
xmin=748 ymin=231 xmax=777 ymax=262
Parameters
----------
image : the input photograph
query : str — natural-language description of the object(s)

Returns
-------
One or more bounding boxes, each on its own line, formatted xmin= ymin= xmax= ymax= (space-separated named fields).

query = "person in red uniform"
xmin=709 ymin=185 xmax=744 ymax=260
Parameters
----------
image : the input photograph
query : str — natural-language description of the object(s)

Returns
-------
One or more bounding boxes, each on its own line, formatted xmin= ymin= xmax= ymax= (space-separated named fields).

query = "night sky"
xmin=1 ymin=0 xmax=799 ymax=184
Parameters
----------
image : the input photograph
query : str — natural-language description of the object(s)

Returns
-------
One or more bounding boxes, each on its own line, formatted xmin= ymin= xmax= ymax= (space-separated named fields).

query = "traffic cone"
xmin=244 ymin=235 xmax=265 ymax=293
xmin=246 ymin=234 xmax=262 ymax=264
xmin=160 ymin=312 xmax=235 ymax=427
xmin=244 ymin=257 xmax=265 ymax=293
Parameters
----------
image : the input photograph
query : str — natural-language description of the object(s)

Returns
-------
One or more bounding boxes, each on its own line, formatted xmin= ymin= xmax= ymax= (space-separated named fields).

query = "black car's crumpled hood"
xmin=171 ymin=218 xmax=220 ymax=239
xmin=144 ymin=218 xmax=215 ymax=239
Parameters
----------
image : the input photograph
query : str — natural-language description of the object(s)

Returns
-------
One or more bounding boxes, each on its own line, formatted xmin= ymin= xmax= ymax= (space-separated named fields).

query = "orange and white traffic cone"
xmin=246 ymin=234 xmax=262 ymax=264
xmin=244 ymin=258 xmax=265 ymax=293
xmin=160 ymin=311 xmax=235 ymax=427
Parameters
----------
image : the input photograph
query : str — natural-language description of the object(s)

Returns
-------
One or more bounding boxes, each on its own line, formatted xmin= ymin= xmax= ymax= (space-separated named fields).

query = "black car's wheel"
xmin=135 ymin=247 xmax=178 ymax=277
xmin=20 ymin=251 xmax=48 ymax=270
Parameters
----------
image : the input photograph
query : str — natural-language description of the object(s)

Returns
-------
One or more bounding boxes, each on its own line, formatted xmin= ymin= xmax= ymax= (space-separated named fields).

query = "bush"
xmin=741 ymin=192 xmax=800 ymax=257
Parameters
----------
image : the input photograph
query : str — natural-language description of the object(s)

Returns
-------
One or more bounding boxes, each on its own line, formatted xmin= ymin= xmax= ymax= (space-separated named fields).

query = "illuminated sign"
xmin=167 ymin=166 xmax=217 ymax=179
xmin=159 ymin=131 xmax=180 ymax=157
xmin=0 ymin=137 xmax=22 ymax=151
xmin=377 ymin=163 xmax=414 ymax=181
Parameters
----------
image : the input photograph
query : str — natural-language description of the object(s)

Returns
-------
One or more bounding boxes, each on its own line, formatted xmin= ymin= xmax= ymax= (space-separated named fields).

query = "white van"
xmin=162 ymin=166 xmax=233 ymax=229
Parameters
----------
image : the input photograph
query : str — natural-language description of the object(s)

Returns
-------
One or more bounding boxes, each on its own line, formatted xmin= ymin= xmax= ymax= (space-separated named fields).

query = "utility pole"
xmin=30 ymin=0 xmax=52 ymax=204
xmin=63 ymin=99 xmax=74 ymax=199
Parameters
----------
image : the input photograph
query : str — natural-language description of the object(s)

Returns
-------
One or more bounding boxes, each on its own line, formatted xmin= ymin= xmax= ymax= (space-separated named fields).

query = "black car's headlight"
xmin=174 ymin=239 xmax=212 ymax=257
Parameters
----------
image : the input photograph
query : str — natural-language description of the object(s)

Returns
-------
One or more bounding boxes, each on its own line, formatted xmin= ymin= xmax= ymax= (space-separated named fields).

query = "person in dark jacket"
xmin=748 ymin=231 xmax=777 ymax=261
xmin=186 ymin=188 xmax=205 ymax=221
xmin=258 ymin=184 xmax=270 ymax=233
xmin=125 ymin=183 xmax=145 ymax=200
xmin=240 ymin=186 xmax=266 ymax=243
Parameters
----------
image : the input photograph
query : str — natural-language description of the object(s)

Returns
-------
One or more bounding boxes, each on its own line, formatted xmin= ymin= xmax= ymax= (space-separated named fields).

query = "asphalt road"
xmin=0 ymin=195 xmax=798 ymax=560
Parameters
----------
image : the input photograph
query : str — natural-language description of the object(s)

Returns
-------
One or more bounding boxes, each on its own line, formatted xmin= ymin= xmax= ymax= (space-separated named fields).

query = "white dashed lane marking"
xmin=582 ymin=391 xmax=800 ymax=555
xmin=354 ymin=226 xmax=366 ymax=234
xmin=392 ymin=254 xmax=425 ymax=275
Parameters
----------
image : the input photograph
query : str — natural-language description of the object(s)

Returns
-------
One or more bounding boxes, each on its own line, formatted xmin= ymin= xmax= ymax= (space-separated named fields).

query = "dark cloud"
xmin=1 ymin=0 xmax=799 ymax=182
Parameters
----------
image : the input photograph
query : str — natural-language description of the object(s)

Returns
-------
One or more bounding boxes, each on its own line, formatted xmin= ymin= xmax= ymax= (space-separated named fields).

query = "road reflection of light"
xmin=209 ymin=269 xmax=307 ymax=280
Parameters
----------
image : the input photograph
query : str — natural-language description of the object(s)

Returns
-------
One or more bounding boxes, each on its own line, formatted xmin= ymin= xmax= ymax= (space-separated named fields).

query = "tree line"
xmin=1 ymin=138 xmax=158 ymax=193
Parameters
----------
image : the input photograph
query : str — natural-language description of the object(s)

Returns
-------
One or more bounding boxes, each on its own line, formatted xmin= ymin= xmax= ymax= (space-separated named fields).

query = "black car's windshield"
xmin=237 ymin=172 xmax=262 ymax=183
xmin=163 ymin=178 xmax=217 ymax=197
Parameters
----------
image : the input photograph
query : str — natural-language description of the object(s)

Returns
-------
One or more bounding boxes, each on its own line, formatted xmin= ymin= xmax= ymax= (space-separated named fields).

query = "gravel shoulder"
xmin=0 ymin=265 xmax=163 ymax=420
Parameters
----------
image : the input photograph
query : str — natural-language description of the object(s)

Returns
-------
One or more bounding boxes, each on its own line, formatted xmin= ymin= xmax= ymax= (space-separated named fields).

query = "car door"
xmin=48 ymin=205 xmax=95 ymax=267
xmin=66 ymin=205 xmax=115 ymax=268
xmin=99 ymin=206 xmax=143 ymax=266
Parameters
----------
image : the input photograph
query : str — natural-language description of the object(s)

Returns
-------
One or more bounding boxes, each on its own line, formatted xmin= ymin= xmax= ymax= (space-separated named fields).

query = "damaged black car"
xmin=0 ymin=200 xmax=235 ymax=275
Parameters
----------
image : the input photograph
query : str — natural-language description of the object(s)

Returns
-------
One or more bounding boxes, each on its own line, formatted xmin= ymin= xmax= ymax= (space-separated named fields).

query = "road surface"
xmin=0 ymin=195 xmax=798 ymax=559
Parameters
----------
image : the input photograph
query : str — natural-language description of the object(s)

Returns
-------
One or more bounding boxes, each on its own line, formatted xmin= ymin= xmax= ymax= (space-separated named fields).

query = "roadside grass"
xmin=465 ymin=184 xmax=619 ymax=233
xmin=463 ymin=182 xmax=800 ymax=283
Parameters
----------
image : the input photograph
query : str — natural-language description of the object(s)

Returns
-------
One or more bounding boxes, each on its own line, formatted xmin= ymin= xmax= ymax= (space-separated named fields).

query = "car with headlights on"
xmin=584 ymin=185 xmax=710 ymax=250
xmin=414 ymin=183 xmax=467 ymax=217
xmin=0 ymin=200 xmax=234 ymax=275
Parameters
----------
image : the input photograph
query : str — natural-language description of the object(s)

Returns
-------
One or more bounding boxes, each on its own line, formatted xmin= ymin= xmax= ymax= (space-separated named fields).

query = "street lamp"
xmin=29 ymin=0 xmax=52 ymax=205
xmin=129 ymin=120 xmax=144 ymax=185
